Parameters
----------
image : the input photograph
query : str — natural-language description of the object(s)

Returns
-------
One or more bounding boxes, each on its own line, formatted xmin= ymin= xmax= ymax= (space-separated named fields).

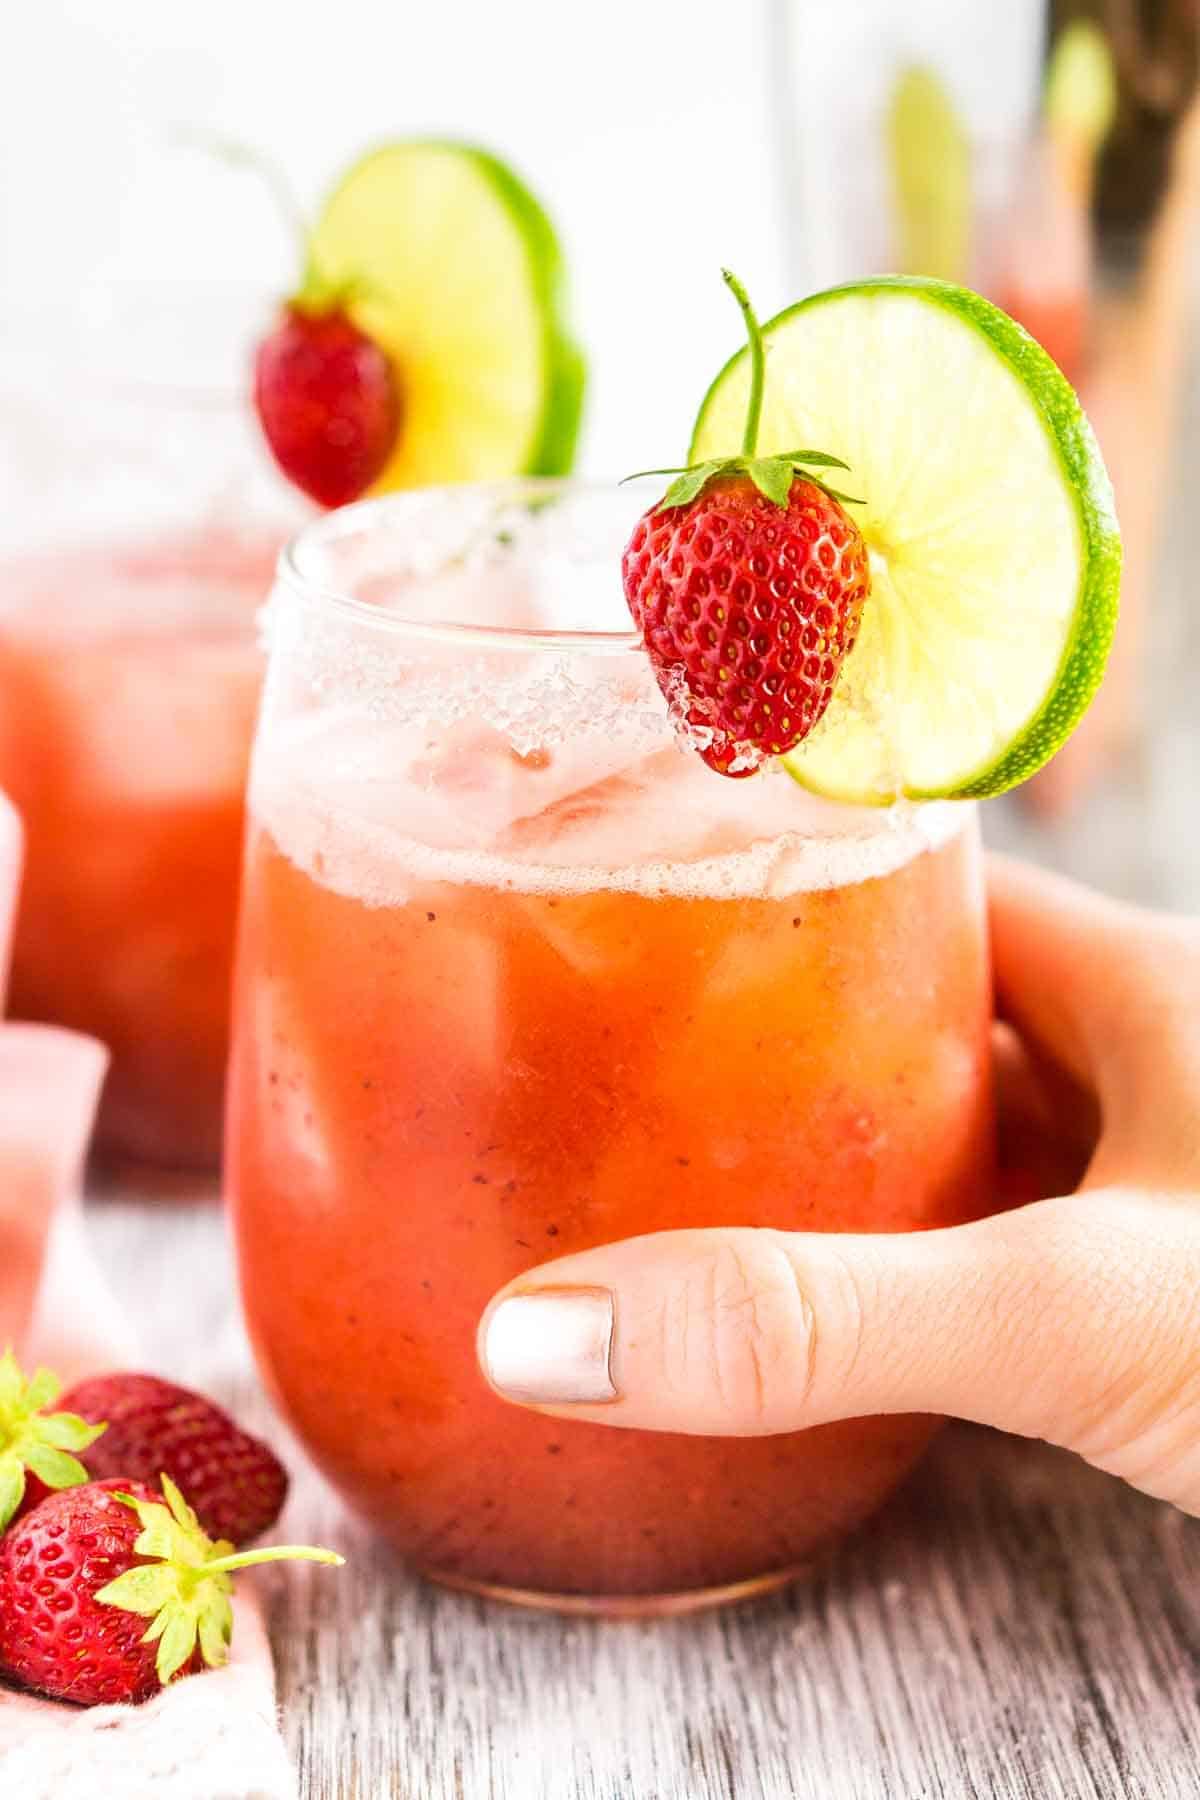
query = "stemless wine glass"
xmin=227 ymin=482 xmax=994 ymax=1614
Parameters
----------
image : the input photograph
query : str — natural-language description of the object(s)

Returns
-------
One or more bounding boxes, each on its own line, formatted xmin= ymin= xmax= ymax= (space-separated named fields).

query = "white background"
xmin=0 ymin=0 xmax=1044 ymax=473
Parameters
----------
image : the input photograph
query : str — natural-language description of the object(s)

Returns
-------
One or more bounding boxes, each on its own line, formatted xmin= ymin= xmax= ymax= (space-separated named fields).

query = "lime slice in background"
xmin=1045 ymin=20 xmax=1118 ymax=152
xmin=689 ymin=277 xmax=1121 ymax=804
xmin=886 ymin=66 xmax=972 ymax=282
xmin=311 ymin=141 xmax=585 ymax=489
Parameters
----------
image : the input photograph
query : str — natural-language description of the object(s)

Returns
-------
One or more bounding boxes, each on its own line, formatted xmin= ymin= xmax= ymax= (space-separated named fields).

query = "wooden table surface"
xmin=90 ymin=1195 xmax=1200 ymax=1800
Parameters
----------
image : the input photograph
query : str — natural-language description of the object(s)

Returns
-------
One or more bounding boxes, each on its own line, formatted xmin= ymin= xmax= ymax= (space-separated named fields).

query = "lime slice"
xmin=689 ymin=277 xmax=1120 ymax=803
xmin=311 ymin=141 xmax=585 ymax=489
xmin=1045 ymin=21 xmax=1118 ymax=152
xmin=887 ymin=66 xmax=972 ymax=282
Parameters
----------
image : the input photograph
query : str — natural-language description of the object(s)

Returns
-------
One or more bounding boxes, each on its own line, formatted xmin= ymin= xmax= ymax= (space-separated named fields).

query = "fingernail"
xmin=481 ymin=1286 xmax=618 ymax=1405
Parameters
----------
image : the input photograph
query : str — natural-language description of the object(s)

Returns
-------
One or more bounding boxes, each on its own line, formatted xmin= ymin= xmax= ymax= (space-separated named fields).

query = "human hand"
xmin=479 ymin=856 xmax=1200 ymax=1513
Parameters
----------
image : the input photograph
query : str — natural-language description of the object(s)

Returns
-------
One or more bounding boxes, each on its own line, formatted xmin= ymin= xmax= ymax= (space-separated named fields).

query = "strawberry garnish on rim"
xmin=621 ymin=271 xmax=871 ymax=777
xmin=255 ymin=298 xmax=400 ymax=510
xmin=182 ymin=132 xmax=401 ymax=509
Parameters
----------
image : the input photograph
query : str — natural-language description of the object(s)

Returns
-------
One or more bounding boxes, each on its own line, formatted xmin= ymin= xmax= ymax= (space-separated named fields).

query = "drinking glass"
xmin=0 ymin=293 xmax=304 ymax=1170
xmin=227 ymin=482 xmax=994 ymax=1612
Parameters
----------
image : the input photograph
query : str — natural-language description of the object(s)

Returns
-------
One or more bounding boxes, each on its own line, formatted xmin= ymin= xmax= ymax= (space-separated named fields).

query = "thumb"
xmin=988 ymin=855 xmax=1200 ymax=1172
xmin=478 ymin=1195 xmax=1200 ymax=1507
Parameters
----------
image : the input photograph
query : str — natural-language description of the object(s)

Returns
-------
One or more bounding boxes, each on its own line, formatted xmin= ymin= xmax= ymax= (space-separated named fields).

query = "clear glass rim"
xmin=275 ymin=479 xmax=648 ymax=657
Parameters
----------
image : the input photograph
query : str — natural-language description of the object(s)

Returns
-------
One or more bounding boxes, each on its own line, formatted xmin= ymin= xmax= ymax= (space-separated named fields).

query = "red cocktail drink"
xmin=227 ymin=488 xmax=994 ymax=1609
xmin=0 ymin=532 xmax=276 ymax=1168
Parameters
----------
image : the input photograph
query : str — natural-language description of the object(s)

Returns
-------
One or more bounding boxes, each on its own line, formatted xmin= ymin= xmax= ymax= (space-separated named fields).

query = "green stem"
xmin=721 ymin=269 xmax=766 ymax=457
xmin=171 ymin=127 xmax=320 ymax=297
xmin=203 ymin=1546 xmax=345 ymax=1577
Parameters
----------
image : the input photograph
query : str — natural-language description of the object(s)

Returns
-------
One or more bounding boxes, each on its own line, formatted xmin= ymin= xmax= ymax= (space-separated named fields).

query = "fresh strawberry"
xmin=0 ymin=1480 xmax=200 ymax=1705
xmin=0 ymin=1475 xmax=342 ymax=1707
xmin=623 ymin=475 xmax=870 ymax=776
xmin=0 ymin=1350 xmax=105 ymax=1530
xmin=622 ymin=271 xmax=870 ymax=776
xmin=254 ymin=303 xmax=400 ymax=508
xmin=51 ymin=1372 xmax=288 ymax=1547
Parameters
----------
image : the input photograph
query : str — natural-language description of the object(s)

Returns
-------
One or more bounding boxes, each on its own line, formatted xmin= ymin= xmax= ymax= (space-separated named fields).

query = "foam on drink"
xmin=251 ymin=710 xmax=971 ymax=907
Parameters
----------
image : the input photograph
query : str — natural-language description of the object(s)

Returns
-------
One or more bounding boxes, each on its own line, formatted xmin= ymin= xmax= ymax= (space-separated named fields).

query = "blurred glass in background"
xmin=0 ymin=291 xmax=303 ymax=1171
xmin=772 ymin=0 xmax=1200 ymax=907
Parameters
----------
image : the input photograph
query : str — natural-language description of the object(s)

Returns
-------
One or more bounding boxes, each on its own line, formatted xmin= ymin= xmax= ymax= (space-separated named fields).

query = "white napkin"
xmin=0 ymin=1023 xmax=297 ymax=1800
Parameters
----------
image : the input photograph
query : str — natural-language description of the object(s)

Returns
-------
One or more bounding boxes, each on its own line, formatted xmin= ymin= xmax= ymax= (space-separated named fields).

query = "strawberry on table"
xmin=622 ymin=272 xmax=870 ymax=777
xmin=1 ymin=1479 xmax=198 ymax=1706
xmin=0 ymin=1475 xmax=341 ymax=1707
xmin=54 ymin=1371 xmax=288 ymax=1546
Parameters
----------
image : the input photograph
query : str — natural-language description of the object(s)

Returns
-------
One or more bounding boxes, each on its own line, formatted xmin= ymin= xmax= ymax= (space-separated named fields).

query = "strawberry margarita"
xmin=227 ymin=487 xmax=994 ymax=1608
xmin=0 ymin=531 xmax=278 ymax=1169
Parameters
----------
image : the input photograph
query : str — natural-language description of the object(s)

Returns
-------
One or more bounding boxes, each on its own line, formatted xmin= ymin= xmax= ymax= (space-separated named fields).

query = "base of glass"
xmin=422 ymin=1562 xmax=809 ymax=1618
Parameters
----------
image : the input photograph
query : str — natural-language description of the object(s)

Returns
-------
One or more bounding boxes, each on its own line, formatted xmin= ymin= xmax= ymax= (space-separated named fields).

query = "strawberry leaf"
xmin=198 ymin=1591 xmax=234 ymax=1669
xmin=620 ymin=464 xmax=695 ymax=482
xmin=23 ymin=1444 xmax=89 ymax=1489
xmin=102 ymin=1475 xmax=342 ymax=1689
xmin=36 ymin=1411 xmax=106 ymax=1453
xmin=662 ymin=464 xmax=722 ymax=508
xmin=95 ymin=1563 xmax=179 ymax=1616
xmin=132 ymin=1514 xmax=182 ymax=1563
xmin=815 ymin=483 xmax=867 ymax=507
xmin=626 ymin=435 xmax=860 ymax=517
xmin=0 ymin=1351 xmax=107 ymax=1513
xmin=747 ymin=458 xmax=795 ymax=507
xmin=156 ymin=1608 xmax=200 ymax=1685
xmin=162 ymin=1474 xmax=201 ymax=1536
xmin=773 ymin=449 xmax=852 ymax=472
xmin=0 ymin=1454 xmax=24 ymax=1531
xmin=24 ymin=1368 xmax=60 ymax=1412
xmin=120 ymin=1481 xmax=215 ymax=1568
